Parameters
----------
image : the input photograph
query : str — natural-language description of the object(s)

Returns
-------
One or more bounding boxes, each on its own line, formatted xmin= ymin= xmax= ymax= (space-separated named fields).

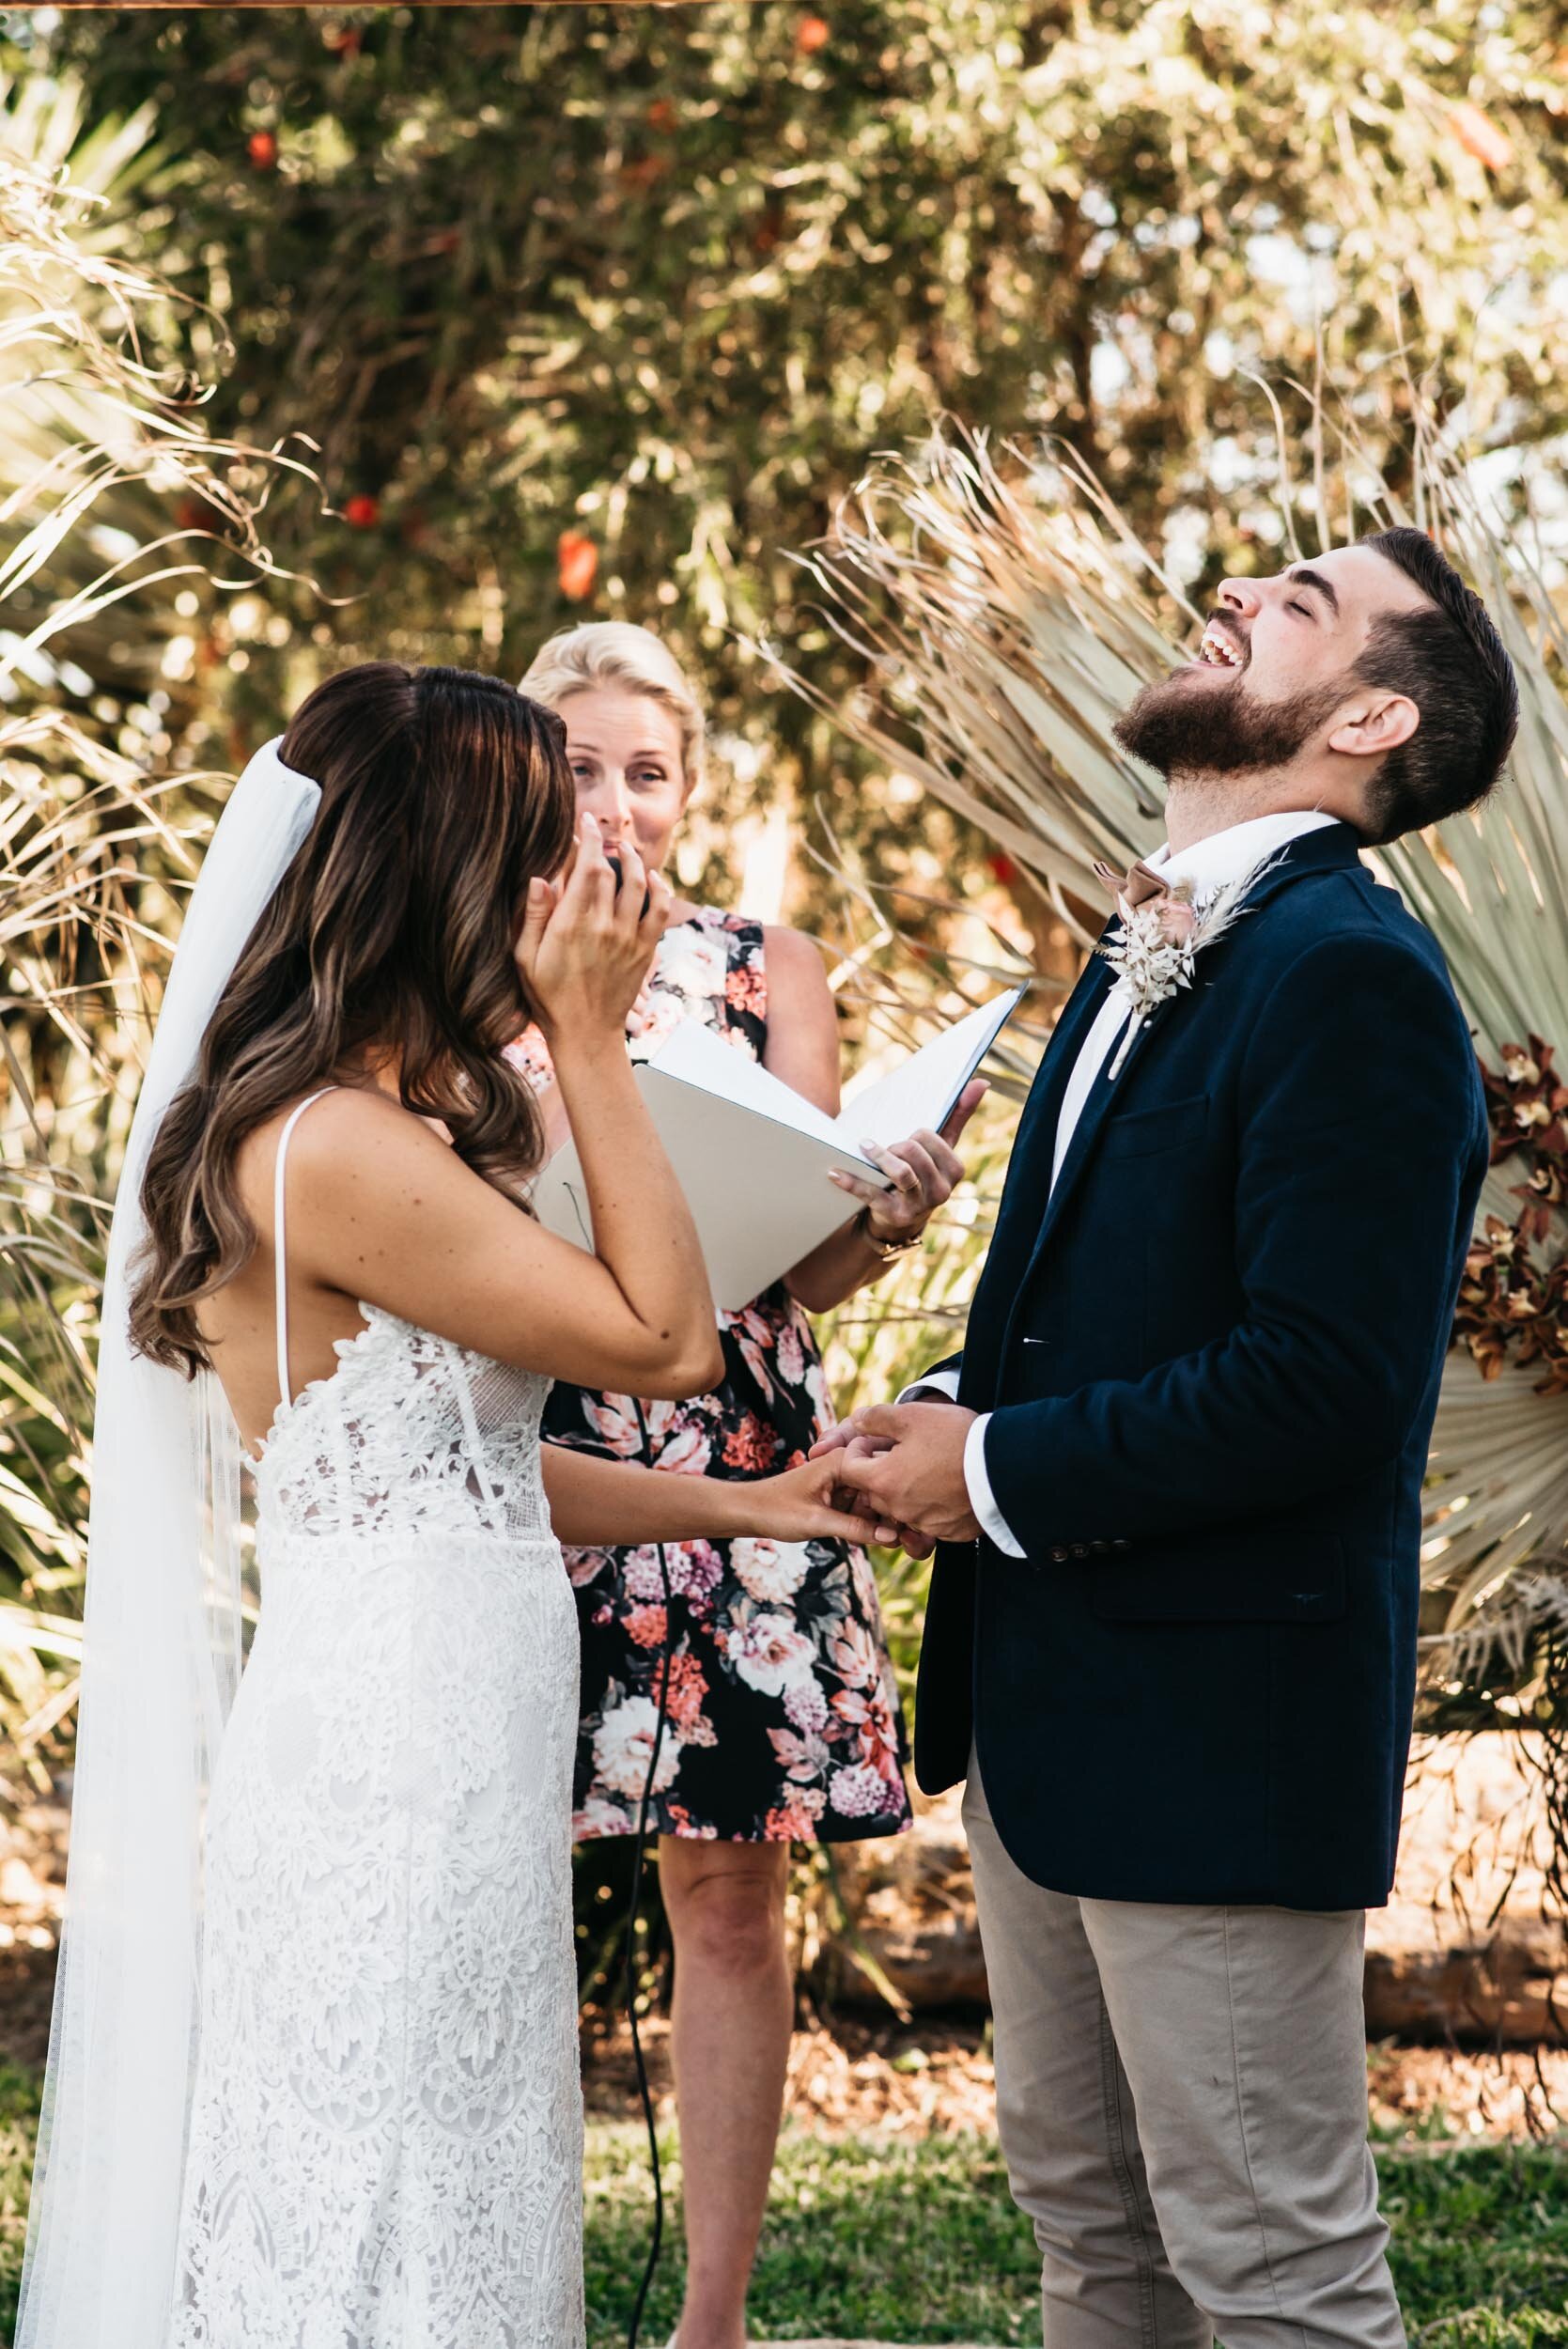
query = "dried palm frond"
xmin=779 ymin=401 xmax=1568 ymax=1661
xmin=0 ymin=76 xmax=321 ymax=697
xmin=0 ymin=92 xmax=321 ymax=1790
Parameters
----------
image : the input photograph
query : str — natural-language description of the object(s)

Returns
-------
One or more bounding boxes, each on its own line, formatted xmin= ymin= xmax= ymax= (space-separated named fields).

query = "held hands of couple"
xmin=514 ymin=811 xmax=671 ymax=1040
xmin=750 ymin=1453 xmax=893 ymax=1550
xmin=808 ymin=1400 xmax=981 ymax=1556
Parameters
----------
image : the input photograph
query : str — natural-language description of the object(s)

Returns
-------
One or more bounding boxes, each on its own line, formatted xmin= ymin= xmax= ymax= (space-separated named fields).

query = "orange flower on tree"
xmin=557 ymin=530 xmax=598 ymax=601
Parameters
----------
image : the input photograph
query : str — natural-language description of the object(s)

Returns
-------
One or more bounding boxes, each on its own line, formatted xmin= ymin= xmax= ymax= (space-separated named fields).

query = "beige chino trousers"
xmin=962 ymin=1761 xmax=1405 ymax=2349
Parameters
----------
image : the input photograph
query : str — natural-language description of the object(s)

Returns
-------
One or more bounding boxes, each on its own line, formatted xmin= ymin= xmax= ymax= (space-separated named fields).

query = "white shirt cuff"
xmin=964 ymin=1412 xmax=1026 ymax=1556
xmin=892 ymin=1372 xmax=1024 ymax=1555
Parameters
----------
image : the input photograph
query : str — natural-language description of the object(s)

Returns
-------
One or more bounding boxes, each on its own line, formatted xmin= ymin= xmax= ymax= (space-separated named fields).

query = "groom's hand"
xmin=822 ymin=1402 xmax=981 ymax=1552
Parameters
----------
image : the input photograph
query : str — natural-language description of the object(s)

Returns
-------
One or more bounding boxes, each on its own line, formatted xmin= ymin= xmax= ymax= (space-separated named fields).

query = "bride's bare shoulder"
xmin=233 ymin=1086 xmax=448 ymax=1224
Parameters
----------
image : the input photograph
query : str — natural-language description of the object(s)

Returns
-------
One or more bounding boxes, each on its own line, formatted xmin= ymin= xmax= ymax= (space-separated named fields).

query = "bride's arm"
xmin=283 ymin=817 xmax=724 ymax=1400
xmin=541 ymin=1444 xmax=891 ymax=1549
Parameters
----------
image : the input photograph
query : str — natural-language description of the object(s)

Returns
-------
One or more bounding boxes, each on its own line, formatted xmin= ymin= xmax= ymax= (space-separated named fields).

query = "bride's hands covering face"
xmin=515 ymin=811 xmax=672 ymax=1040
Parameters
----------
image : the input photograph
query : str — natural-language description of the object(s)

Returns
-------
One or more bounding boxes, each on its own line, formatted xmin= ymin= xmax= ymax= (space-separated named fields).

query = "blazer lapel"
xmin=1012 ymin=988 xmax=1169 ymax=1299
xmin=982 ymin=953 xmax=1114 ymax=1265
xmin=959 ymin=951 xmax=1114 ymax=1408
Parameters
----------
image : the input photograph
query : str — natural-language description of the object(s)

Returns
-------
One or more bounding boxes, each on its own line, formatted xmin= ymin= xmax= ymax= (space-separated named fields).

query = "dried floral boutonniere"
xmin=1092 ymin=852 xmax=1279 ymax=1079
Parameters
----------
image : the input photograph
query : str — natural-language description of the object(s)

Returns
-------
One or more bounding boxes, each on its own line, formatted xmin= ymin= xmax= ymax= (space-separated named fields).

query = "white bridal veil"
xmin=18 ymin=739 xmax=320 ymax=2349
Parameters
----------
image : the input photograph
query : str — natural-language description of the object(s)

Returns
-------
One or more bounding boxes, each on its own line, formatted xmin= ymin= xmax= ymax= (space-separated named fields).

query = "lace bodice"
xmin=249 ymin=1088 xmax=553 ymax=1554
xmin=255 ymin=1304 xmax=553 ymax=1552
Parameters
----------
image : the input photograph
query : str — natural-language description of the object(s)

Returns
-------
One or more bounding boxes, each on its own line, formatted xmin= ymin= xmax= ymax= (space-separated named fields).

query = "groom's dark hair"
xmin=1354 ymin=526 xmax=1518 ymax=845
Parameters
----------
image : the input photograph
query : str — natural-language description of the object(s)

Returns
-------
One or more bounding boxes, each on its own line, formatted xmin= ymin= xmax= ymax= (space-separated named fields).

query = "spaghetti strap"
xmin=273 ymin=1088 xmax=340 ymax=1413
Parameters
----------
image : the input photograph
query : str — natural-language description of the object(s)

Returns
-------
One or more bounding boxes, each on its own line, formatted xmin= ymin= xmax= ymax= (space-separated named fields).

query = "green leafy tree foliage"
xmin=26 ymin=1 xmax=1568 ymax=917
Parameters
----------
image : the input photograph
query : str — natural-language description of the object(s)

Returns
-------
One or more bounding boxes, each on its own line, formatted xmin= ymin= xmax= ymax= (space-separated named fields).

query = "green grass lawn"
xmin=1 ymin=2061 xmax=1565 ymax=2343
xmin=588 ymin=2126 xmax=1568 ymax=2346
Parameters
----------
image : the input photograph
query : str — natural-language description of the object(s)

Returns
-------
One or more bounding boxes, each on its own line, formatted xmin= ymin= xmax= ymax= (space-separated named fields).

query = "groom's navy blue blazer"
xmin=915 ymin=823 xmax=1488 ymax=1910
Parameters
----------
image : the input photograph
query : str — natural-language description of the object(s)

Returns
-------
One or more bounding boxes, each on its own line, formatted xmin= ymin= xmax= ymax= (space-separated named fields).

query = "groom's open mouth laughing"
xmin=1191 ymin=614 xmax=1249 ymax=672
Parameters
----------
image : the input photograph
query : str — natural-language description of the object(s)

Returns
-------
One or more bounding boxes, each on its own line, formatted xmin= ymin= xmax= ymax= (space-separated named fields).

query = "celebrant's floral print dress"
xmin=510 ymin=908 xmax=911 ymax=1845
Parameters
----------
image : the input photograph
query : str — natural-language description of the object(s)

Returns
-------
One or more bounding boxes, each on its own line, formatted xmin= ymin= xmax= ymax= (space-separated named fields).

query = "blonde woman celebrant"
xmin=512 ymin=622 xmax=984 ymax=2349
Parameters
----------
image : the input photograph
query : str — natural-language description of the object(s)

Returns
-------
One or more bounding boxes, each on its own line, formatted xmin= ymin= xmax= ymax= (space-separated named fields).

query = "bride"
xmin=19 ymin=661 xmax=880 ymax=2349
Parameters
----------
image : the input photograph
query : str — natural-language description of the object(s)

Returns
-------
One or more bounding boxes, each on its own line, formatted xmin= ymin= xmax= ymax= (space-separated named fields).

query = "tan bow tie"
xmin=1094 ymin=856 xmax=1171 ymax=909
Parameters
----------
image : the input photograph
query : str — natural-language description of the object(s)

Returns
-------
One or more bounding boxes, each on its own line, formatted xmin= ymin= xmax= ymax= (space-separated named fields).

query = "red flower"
xmin=986 ymin=851 xmax=1018 ymax=885
xmin=765 ymin=1790 xmax=826 ymax=1839
xmin=663 ymin=1650 xmax=712 ymax=1737
xmin=724 ymin=963 xmax=767 ymax=1018
xmin=343 ymin=492 xmax=380 ymax=530
xmin=796 ymin=13 xmax=830 ymax=54
xmin=722 ymin=1412 xmax=781 ymax=1472
xmin=624 ymin=1603 xmax=668 ymax=1651
xmin=646 ymin=99 xmax=677 ymax=132
xmin=557 ymin=530 xmax=598 ymax=602
xmin=247 ymin=130 xmax=278 ymax=170
xmin=619 ymin=156 xmax=667 ymax=194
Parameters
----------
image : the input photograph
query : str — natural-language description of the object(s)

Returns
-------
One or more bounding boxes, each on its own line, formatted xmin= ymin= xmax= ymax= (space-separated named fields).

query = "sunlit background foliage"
xmin=3 ymin=1 xmax=1568 ymax=1934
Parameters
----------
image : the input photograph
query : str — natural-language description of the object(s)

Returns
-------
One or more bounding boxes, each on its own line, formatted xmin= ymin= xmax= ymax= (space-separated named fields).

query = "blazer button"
xmin=1070 ymin=1543 xmax=1088 ymax=1558
xmin=1049 ymin=1547 xmax=1069 ymax=1563
xmin=1112 ymin=1539 xmax=1131 ymax=1552
xmin=1091 ymin=1540 xmax=1108 ymax=1555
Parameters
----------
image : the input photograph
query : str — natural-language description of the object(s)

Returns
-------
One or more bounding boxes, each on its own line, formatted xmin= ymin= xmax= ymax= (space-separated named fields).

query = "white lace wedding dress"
xmin=170 ymin=1092 xmax=584 ymax=2349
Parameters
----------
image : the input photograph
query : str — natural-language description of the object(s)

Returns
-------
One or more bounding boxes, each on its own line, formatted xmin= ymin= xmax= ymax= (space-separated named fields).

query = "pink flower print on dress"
xmin=830 ymin=1618 xmax=882 ymax=1691
xmin=731 ymin=1538 xmax=810 ymax=1606
xmin=657 ymin=929 xmax=728 ymax=1006
xmin=764 ymin=1788 xmax=827 ymax=1839
xmin=582 ymin=1396 xmax=646 ymax=1458
xmin=566 ymin=1546 xmax=615 ymax=1592
xmin=650 ymin=1420 xmax=713 ymax=1476
xmin=775 ymin=1317 xmax=807 ymax=1389
xmin=621 ymin=1547 xmax=668 ymax=1602
xmin=544 ymin=907 xmax=912 ymax=1848
xmin=829 ymin=1761 xmax=899 ymax=1818
xmin=724 ymin=958 xmax=767 ymax=1020
xmin=722 ymin=1612 xmax=817 ymax=1699
xmin=594 ymin=1694 xmax=682 ymax=1799
xmin=784 ymin=1678 xmax=830 ymax=1735
xmin=667 ymin=1540 xmax=724 ymax=1605
xmin=768 ymin=1725 xmax=832 ymax=1784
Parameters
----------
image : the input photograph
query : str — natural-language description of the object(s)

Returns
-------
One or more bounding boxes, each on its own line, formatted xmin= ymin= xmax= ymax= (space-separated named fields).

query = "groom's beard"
xmin=1112 ymin=666 xmax=1343 ymax=781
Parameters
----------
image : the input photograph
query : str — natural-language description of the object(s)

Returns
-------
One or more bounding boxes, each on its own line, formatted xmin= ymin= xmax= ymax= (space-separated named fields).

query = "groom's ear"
xmin=1326 ymin=689 xmax=1420 ymax=763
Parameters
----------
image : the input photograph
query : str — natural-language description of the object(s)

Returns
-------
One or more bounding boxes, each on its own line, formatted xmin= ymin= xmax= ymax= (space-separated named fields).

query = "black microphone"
xmin=604 ymin=851 xmax=653 ymax=919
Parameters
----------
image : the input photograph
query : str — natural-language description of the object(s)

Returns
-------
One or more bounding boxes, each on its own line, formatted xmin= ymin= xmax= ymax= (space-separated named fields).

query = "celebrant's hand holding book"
xmin=533 ymin=986 xmax=1023 ymax=1308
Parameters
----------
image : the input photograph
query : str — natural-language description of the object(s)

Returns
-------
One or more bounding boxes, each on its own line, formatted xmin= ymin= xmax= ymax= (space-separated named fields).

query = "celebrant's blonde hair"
xmin=520 ymin=621 xmax=706 ymax=794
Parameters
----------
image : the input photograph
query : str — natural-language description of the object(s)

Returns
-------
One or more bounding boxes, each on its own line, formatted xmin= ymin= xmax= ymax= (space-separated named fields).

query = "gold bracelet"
xmin=856 ymin=1206 xmax=924 ymax=1262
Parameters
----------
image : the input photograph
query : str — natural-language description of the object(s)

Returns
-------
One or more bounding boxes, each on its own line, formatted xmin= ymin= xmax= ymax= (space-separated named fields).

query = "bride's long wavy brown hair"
xmin=131 ymin=661 xmax=576 ymax=1376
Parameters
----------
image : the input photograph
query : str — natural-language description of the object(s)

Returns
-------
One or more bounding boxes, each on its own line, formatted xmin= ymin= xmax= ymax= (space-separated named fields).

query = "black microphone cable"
xmin=623 ymin=1391 xmax=674 ymax=2349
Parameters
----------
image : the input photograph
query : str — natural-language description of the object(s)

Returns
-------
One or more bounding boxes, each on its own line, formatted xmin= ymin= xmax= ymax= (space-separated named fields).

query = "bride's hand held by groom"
xmin=809 ymin=1399 xmax=981 ymax=1556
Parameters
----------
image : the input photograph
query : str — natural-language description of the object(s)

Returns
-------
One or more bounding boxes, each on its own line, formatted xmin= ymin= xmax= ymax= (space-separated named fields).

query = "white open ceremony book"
xmin=532 ymin=987 xmax=1025 ymax=1312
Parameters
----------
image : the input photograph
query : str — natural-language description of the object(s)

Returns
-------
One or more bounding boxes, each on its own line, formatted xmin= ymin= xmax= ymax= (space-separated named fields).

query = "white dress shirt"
xmin=905 ymin=809 xmax=1341 ymax=1555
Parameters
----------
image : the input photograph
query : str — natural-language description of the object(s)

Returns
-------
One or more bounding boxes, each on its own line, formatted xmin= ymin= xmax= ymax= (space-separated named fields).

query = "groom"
xmin=820 ymin=528 xmax=1517 ymax=2347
